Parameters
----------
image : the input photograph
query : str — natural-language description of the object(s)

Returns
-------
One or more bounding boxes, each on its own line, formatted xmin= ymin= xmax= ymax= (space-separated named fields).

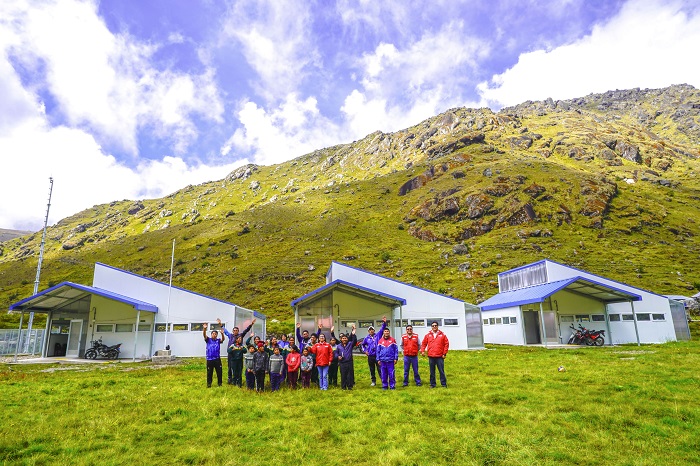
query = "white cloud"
xmin=222 ymin=94 xmax=342 ymax=165
xmin=222 ymin=0 xmax=318 ymax=102
xmin=478 ymin=0 xmax=700 ymax=107
xmin=1 ymin=0 xmax=224 ymax=154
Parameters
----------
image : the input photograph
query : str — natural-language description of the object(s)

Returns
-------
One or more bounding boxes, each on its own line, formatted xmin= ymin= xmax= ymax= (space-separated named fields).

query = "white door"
xmin=66 ymin=319 xmax=83 ymax=357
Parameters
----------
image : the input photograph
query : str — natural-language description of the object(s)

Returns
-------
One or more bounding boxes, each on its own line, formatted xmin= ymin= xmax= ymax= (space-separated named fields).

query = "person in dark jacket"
xmin=361 ymin=316 xmax=387 ymax=386
xmin=218 ymin=317 xmax=255 ymax=384
xmin=202 ymin=322 xmax=224 ymax=388
xmin=333 ymin=325 xmax=357 ymax=390
xmin=296 ymin=322 xmax=321 ymax=353
xmin=227 ymin=335 xmax=247 ymax=387
xmin=376 ymin=327 xmax=398 ymax=390
xmin=268 ymin=346 xmax=285 ymax=392
xmin=253 ymin=342 xmax=269 ymax=392
xmin=243 ymin=345 xmax=256 ymax=390
xmin=328 ymin=335 xmax=339 ymax=387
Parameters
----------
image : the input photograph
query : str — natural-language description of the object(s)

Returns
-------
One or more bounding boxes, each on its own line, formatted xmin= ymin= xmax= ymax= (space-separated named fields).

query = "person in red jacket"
xmin=401 ymin=325 xmax=422 ymax=387
xmin=285 ymin=345 xmax=301 ymax=389
xmin=311 ymin=333 xmax=334 ymax=390
xmin=420 ymin=321 xmax=449 ymax=388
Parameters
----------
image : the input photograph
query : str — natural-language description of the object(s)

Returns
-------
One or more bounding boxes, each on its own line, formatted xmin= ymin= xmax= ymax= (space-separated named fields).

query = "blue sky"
xmin=1 ymin=0 xmax=699 ymax=230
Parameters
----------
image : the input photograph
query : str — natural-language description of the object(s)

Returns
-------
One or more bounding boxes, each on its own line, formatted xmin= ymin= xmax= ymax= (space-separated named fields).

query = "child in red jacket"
xmin=286 ymin=345 xmax=301 ymax=389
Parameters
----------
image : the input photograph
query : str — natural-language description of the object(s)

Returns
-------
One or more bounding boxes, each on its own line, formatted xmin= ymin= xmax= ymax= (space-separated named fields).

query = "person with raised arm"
xmin=202 ymin=322 xmax=224 ymax=388
xmin=296 ymin=322 xmax=321 ymax=353
xmin=332 ymin=324 xmax=357 ymax=390
xmin=376 ymin=327 xmax=399 ymax=390
xmin=310 ymin=332 xmax=333 ymax=391
xmin=361 ymin=316 xmax=387 ymax=386
xmin=217 ymin=317 xmax=255 ymax=385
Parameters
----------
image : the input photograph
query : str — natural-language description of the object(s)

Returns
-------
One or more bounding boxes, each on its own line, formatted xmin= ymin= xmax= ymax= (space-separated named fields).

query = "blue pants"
xmin=428 ymin=357 xmax=447 ymax=387
xmin=245 ymin=370 xmax=256 ymax=390
xmin=318 ymin=365 xmax=329 ymax=390
xmin=270 ymin=372 xmax=283 ymax=391
xmin=403 ymin=355 xmax=422 ymax=386
xmin=379 ymin=361 xmax=396 ymax=389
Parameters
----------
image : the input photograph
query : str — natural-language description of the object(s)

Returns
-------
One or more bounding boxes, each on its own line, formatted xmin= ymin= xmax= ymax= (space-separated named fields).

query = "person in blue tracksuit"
xmin=332 ymin=325 xmax=357 ymax=390
xmin=361 ymin=316 xmax=387 ymax=386
xmin=376 ymin=327 xmax=399 ymax=390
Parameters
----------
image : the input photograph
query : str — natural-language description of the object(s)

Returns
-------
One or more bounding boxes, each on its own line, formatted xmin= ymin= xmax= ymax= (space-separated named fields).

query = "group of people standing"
xmin=202 ymin=316 xmax=450 ymax=391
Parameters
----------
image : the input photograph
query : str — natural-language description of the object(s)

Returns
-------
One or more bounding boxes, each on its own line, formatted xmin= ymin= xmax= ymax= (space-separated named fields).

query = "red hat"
xmin=257 ymin=342 xmax=264 ymax=348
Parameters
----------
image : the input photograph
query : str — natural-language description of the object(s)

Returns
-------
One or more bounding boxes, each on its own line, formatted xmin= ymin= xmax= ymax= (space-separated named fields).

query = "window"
xmin=155 ymin=323 xmax=169 ymax=332
xmin=115 ymin=324 xmax=133 ymax=332
xmin=483 ymin=319 xmax=489 ymax=325
xmin=495 ymin=318 xmax=502 ymax=325
xmin=95 ymin=324 xmax=114 ymax=333
xmin=340 ymin=320 xmax=357 ymax=328
xmin=394 ymin=319 xmax=409 ymax=327
xmin=502 ymin=317 xmax=509 ymax=325
xmin=591 ymin=315 xmax=606 ymax=322
xmin=137 ymin=324 xmax=151 ymax=332
xmin=444 ymin=318 xmax=458 ymax=326
xmin=622 ymin=314 xmax=634 ymax=321
xmin=636 ymin=313 xmax=651 ymax=321
xmin=489 ymin=318 xmax=495 ymax=325
xmin=210 ymin=323 xmax=222 ymax=331
xmin=411 ymin=319 xmax=426 ymax=327
xmin=191 ymin=323 xmax=204 ymax=332
xmin=609 ymin=314 xmax=621 ymax=321
xmin=652 ymin=314 xmax=665 ymax=321
xmin=172 ymin=323 xmax=189 ymax=332
xmin=428 ymin=319 xmax=443 ymax=326
xmin=499 ymin=262 xmax=548 ymax=292
xmin=510 ymin=316 xmax=517 ymax=324
xmin=560 ymin=315 xmax=574 ymax=323
xmin=358 ymin=321 xmax=374 ymax=329
xmin=576 ymin=315 xmax=590 ymax=322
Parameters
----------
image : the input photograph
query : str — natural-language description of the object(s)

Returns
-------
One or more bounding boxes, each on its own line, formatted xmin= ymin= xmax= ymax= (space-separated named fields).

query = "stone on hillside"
xmin=159 ymin=209 xmax=172 ymax=218
xmin=458 ymin=262 xmax=471 ymax=272
xmin=425 ymin=132 xmax=485 ymax=158
xmin=128 ymin=202 xmax=145 ymax=215
xmin=615 ymin=141 xmax=641 ymax=163
xmin=227 ymin=164 xmax=258 ymax=181
xmin=250 ymin=180 xmax=260 ymax=190
xmin=453 ymin=171 xmax=465 ymax=179
xmin=505 ymin=203 xmax=537 ymax=226
xmin=395 ymin=270 xmax=404 ymax=278
xmin=508 ymin=135 xmax=533 ymax=150
xmin=308 ymin=265 xmax=315 ymax=271
xmin=523 ymin=183 xmax=546 ymax=198
xmin=483 ymin=168 xmax=492 ymax=177
xmin=453 ymin=244 xmax=469 ymax=255
xmin=485 ymin=182 xmax=513 ymax=197
xmin=463 ymin=193 xmax=494 ymax=219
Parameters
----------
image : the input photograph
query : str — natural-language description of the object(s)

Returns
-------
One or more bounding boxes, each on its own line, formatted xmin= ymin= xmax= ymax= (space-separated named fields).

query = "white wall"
xmin=482 ymin=307 xmax=524 ymax=345
xmin=328 ymin=262 xmax=474 ymax=349
xmin=92 ymin=263 xmax=261 ymax=357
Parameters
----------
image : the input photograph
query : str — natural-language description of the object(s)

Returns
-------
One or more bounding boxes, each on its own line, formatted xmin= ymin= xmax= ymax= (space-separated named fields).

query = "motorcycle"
xmin=567 ymin=324 xmax=585 ymax=344
xmin=84 ymin=337 xmax=122 ymax=359
xmin=584 ymin=327 xmax=606 ymax=346
xmin=567 ymin=324 xmax=605 ymax=346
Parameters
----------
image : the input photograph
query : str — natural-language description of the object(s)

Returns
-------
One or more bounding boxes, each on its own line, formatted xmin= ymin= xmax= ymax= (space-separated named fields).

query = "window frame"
xmin=95 ymin=323 xmax=115 ymax=333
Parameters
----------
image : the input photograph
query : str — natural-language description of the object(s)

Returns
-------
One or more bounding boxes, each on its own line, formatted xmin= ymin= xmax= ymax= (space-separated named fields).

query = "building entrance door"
xmin=66 ymin=319 xmax=83 ymax=357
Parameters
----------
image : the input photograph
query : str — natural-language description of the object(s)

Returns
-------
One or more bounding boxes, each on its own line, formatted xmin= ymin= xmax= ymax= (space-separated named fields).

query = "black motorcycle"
xmin=84 ymin=338 xmax=122 ymax=360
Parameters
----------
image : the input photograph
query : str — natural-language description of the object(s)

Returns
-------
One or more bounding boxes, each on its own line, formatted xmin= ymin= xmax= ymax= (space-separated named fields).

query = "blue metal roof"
xmin=9 ymin=282 xmax=159 ymax=313
xmin=479 ymin=276 xmax=642 ymax=311
xmin=291 ymin=279 xmax=407 ymax=307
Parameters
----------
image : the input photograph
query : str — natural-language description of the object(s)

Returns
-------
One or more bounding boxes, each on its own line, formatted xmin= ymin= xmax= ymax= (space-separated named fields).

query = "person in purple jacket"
xmin=202 ymin=322 xmax=225 ymax=388
xmin=332 ymin=324 xmax=357 ymax=390
xmin=376 ymin=327 xmax=399 ymax=390
xmin=296 ymin=322 xmax=321 ymax=353
xmin=361 ymin=316 xmax=387 ymax=386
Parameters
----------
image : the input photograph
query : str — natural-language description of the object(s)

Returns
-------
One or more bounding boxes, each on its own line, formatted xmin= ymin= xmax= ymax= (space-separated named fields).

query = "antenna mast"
xmin=25 ymin=177 xmax=53 ymax=353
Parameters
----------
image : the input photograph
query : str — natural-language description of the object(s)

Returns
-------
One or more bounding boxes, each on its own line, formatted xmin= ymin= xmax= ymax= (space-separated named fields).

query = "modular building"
xmin=9 ymin=262 xmax=265 ymax=359
xmin=478 ymin=259 xmax=690 ymax=346
xmin=291 ymin=261 xmax=484 ymax=349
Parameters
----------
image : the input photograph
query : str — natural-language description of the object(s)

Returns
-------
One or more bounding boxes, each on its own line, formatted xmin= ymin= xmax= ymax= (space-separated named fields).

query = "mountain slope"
xmin=1 ymin=85 xmax=699 ymax=332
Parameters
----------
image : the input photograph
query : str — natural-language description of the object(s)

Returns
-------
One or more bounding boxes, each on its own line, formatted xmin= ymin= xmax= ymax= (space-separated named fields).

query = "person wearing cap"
xmin=420 ymin=321 xmax=450 ymax=388
xmin=217 ymin=317 xmax=255 ymax=385
xmin=401 ymin=325 xmax=422 ymax=387
xmin=333 ymin=325 xmax=357 ymax=390
xmin=202 ymin=322 xmax=225 ymax=388
xmin=376 ymin=327 xmax=399 ymax=390
xmin=253 ymin=342 xmax=269 ymax=392
xmin=361 ymin=316 xmax=387 ymax=386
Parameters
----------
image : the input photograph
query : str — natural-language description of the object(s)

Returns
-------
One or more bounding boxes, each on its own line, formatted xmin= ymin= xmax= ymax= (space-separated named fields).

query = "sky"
xmin=1 ymin=0 xmax=699 ymax=231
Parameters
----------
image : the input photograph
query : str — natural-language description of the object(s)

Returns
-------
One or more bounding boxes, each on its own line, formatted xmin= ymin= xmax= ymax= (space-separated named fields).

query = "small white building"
xmin=478 ymin=259 xmax=690 ymax=346
xmin=291 ymin=261 xmax=484 ymax=349
xmin=9 ymin=262 xmax=265 ymax=359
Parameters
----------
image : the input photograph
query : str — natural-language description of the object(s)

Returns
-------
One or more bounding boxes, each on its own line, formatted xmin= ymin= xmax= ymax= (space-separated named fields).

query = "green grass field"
xmin=2 ymin=330 xmax=699 ymax=466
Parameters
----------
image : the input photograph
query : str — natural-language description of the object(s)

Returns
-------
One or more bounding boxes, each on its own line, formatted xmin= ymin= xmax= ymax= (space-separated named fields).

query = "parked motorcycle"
xmin=567 ymin=324 xmax=585 ymax=344
xmin=584 ymin=327 xmax=606 ymax=346
xmin=567 ymin=324 xmax=605 ymax=346
xmin=84 ymin=338 xmax=122 ymax=359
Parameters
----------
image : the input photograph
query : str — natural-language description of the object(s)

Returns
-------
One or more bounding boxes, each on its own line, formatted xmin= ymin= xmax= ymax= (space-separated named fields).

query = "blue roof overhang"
xmin=479 ymin=276 xmax=643 ymax=311
xmin=291 ymin=279 xmax=407 ymax=308
xmin=9 ymin=282 xmax=158 ymax=313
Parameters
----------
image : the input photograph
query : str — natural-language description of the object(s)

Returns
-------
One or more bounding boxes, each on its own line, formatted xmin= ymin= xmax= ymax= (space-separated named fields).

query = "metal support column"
xmin=41 ymin=311 xmax=52 ymax=358
xmin=603 ymin=304 xmax=613 ymax=346
xmin=132 ymin=309 xmax=141 ymax=362
xmin=14 ymin=311 xmax=25 ymax=362
xmin=539 ymin=303 xmax=548 ymax=348
xmin=630 ymin=300 xmax=641 ymax=346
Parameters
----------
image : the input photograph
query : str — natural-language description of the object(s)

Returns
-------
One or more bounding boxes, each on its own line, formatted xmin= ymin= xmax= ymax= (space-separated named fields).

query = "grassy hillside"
xmin=1 ymin=85 xmax=699 ymax=332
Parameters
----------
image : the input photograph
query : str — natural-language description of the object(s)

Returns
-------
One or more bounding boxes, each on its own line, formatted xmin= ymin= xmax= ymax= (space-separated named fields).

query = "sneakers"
xmin=370 ymin=382 xmax=376 ymax=387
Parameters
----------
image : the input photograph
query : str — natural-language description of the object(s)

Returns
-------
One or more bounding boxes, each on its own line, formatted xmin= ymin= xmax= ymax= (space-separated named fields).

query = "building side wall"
xmin=329 ymin=263 xmax=472 ymax=349
xmin=482 ymin=307 xmax=524 ymax=345
xmin=89 ymin=295 xmax=154 ymax=359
